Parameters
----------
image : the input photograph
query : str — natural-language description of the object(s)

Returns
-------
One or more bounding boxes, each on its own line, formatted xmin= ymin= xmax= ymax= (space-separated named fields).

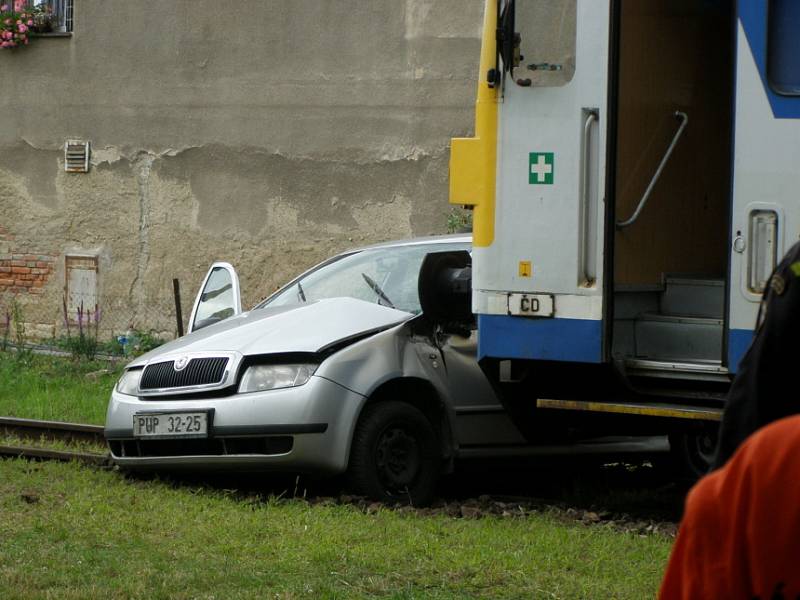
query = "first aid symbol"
xmin=529 ymin=152 xmax=554 ymax=185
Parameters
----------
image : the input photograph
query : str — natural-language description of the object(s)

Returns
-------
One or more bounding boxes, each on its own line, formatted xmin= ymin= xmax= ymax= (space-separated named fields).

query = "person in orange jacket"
xmin=659 ymin=414 xmax=800 ymax=599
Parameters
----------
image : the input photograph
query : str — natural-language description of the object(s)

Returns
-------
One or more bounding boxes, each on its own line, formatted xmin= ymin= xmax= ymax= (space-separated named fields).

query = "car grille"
xmin=139 ymin=357 xmax=229 ymax=391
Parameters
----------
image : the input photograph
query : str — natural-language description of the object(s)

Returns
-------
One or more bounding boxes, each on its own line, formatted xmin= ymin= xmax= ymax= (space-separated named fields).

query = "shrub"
xmin=119 ymin=328 xmax=165 ymax=357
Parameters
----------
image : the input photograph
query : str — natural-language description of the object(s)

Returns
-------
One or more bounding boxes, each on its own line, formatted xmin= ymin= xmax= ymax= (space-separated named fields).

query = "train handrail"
xmin=617 ymin=111 xmax=689 ymax=230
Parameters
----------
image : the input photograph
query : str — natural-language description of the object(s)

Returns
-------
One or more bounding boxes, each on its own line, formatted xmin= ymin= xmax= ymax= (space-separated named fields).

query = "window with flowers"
xmin=0 ymin=1 xmax=33 ymax=48
xmin=0 ymin=0 xmax=71 ymax=48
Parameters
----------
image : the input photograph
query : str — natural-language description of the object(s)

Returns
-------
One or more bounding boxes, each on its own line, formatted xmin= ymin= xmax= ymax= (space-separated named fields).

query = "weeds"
xmin=52 ymin=326 xmax=165 ymax=358
xmin=100 ymin=327 xmax=164 ymax=357
xmin=11 ymin=299 xmax=26 ymax=351
xmin=124 ymin=328 xmax=165 ymax=355
xmin=61 ymin=296 xmax=101 ymax=361
xmin=1 ymin=305 xmax=9 ymax=352
xmin=446 ymin=207 xmax=473 ymax=233
xmin=0 ymin=298 xmax=33 ymax=361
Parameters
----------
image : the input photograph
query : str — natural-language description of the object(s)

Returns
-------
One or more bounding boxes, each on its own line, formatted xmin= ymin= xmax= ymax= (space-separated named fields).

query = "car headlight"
xmin=116 ymin=368 xmax=143 ymax=396
xmin=238 ymin=364 xmax=316 ymax=393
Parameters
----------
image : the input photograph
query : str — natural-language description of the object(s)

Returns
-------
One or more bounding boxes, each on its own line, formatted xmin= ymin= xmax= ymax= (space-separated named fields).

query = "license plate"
xmin=132 ymin=411 xmax=208 ymax=439
xmin=507 ymin=293 xmax=554 ymax=317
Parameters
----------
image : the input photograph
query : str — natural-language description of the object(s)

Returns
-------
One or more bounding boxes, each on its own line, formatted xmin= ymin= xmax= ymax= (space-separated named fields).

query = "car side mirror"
xmin=418 ymin=250 xmax=473 ymax=329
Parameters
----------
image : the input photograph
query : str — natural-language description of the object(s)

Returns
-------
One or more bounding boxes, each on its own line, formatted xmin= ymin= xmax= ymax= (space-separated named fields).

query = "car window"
xmin=194 ymin=266 xmax=236 ymax=330
xmin=260 ymin=242 xmax=469 ymax=314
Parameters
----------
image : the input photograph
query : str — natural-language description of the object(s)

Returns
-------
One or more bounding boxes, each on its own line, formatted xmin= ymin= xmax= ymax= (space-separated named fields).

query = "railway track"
xmin=0 ymin=416 xmax=681 ymax=527
xmin=0 ymin=416 xmax=109 ymax=466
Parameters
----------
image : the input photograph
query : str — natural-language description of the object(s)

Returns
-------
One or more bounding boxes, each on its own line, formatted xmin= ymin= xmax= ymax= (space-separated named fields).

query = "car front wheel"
xmin=347 ymin=401 xmax=440 ymax=506
xmin=669 ymin=425 xmax=719 ymax=482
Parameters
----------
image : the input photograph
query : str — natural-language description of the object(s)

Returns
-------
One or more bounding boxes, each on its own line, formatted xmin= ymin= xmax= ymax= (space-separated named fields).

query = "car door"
xmin=187 ymin=262 xmax=243 ymax=333
xmin=438 ymin=328 xmax=528 ymax=448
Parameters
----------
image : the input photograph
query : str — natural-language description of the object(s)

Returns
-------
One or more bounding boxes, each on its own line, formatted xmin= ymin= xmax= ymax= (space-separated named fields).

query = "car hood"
xmin=128 ymin=298 xmax=412 ymax=367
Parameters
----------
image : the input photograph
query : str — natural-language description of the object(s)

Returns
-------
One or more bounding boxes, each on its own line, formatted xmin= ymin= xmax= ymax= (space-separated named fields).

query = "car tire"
xmin=668 ymin=426 xmax=719 ymax=482
xmin=347 ymin=401 xmax=440 ymax=506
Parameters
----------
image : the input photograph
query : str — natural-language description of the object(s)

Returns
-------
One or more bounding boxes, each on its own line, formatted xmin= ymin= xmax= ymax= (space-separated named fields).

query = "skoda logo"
xmin=174 ymin=356 xmax=190 ymax=371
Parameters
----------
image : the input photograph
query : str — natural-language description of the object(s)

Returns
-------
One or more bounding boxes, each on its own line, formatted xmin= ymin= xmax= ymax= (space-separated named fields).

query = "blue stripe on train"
xmin=478 ymin=316 xmax=754 ymax=375
xmin=477 ymin=315 xmax=602 ymax=363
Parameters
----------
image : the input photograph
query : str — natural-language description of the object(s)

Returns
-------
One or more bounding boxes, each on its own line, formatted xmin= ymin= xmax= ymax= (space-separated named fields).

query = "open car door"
xmin=187 ymin=262 xmax=243 ymax=334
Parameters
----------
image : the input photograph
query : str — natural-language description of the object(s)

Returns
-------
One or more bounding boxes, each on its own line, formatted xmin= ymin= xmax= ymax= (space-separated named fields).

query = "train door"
xmin=727 ymin=0 xmax=800 ymax=371
xmin=610 ymin=1 xmax=735 ymax=379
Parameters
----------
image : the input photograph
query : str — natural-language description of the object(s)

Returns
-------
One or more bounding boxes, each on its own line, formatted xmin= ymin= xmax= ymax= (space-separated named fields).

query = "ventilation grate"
xmin=109 ymin=436 xmax=294 ymax=458
xmin=64 ymin=139 xmax=90 ymax=173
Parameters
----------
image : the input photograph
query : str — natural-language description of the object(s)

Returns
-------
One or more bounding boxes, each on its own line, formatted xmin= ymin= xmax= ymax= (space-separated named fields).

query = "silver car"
xmin=105 ymin=235 xmax=530 ymax=504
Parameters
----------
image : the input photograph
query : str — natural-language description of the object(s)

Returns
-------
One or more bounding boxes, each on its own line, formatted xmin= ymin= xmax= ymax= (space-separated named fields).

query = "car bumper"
xmin=104 ymin=375 xmax=365 ymax=474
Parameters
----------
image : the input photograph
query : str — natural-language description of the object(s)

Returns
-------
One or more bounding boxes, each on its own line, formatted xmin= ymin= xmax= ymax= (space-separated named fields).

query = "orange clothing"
xmin=659 ymin=415 xmax=800 ymax=599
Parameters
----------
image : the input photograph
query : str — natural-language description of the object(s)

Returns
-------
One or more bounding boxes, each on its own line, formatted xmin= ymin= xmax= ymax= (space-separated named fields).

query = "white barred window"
xmin=27 ymin=0 xmax=73 ymax=34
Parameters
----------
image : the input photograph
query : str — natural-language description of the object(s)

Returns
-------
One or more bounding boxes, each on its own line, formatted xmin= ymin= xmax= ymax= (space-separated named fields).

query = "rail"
xmin=0 ymin=416 xmax=108 ymax=465
xmin=616 ymin=111 xmax=688 ymax=230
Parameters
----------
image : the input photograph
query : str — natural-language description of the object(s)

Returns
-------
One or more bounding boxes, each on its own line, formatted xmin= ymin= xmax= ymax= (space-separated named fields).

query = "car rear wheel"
xmin=347 ymin=401 xmax=440 ymax=506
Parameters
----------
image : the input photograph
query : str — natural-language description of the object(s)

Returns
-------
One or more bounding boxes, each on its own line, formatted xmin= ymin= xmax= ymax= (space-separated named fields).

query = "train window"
xmin=515 ymin=0 xmax=576 ymax=87
xmin=768 ymin=0 xmax=800 ymax=95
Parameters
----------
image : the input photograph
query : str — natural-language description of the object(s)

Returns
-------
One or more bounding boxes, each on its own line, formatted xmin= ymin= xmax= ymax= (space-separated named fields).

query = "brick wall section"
xmin=0 ymin=227 xmax=56 ymax=295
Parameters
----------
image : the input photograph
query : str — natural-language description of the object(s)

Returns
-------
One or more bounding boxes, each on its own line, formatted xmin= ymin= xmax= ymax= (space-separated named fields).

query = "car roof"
xmin=350 ymin=233 xmax=472 ymax=253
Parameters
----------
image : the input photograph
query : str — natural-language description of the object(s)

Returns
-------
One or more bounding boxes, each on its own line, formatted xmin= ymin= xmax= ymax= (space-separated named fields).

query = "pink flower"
xmin=26 ymin=19 xmax=32 ymax=26
xmin=17 ymin=23 xmax=26 ymax=32
xmin=13 ymin=0 xmax=24 ymax=10
xmin=0 ymin=6 xmax=9 ymax=12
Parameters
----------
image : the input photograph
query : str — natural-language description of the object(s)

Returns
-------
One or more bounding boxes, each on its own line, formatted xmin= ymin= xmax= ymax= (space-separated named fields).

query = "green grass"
xmin=0 ymin=352 xmax=123 ymax=425
xmin=0 ymin=459 xmax=671 ymax=599
xmin=0 ymin=353 xmax=674 ymax=597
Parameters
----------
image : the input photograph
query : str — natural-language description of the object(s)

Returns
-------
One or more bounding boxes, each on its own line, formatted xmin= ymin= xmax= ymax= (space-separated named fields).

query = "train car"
xmin=444 ymin=0 xmax=800 ymax=474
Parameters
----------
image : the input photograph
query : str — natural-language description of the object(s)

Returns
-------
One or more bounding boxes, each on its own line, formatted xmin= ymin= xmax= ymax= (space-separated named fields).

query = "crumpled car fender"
xmin=313 ymin=320 xmax=459 ymax=456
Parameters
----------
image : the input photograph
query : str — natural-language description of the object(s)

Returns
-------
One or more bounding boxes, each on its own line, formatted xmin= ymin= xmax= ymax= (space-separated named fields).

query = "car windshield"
xmin=258 ymin=241 xmax=469 ymax=314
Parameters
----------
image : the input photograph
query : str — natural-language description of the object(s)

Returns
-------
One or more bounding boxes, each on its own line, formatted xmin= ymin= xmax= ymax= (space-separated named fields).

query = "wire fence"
xmin=0 ymin=292 xmax=186 ymax=350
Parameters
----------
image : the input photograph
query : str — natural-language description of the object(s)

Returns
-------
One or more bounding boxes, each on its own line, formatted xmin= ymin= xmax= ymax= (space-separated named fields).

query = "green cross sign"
xmin=529 ymin=152 xmax=554 ymax=185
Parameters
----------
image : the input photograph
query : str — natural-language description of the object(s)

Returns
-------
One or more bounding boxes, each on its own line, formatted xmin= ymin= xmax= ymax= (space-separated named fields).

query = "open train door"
xmin=452 ymin=1 xmax=613 ymax=365
xmin=728 ymin=1 xmax=800 ymax=371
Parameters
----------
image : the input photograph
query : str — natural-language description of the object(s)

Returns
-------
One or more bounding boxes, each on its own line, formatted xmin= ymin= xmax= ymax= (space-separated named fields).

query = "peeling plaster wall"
xmin=0 ymin=0 xmax=484 ymax=335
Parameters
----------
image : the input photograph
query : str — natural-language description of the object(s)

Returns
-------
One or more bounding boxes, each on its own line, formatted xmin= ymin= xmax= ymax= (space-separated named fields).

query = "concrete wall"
xmin=0 ymin=0 xmax=483 ymax=337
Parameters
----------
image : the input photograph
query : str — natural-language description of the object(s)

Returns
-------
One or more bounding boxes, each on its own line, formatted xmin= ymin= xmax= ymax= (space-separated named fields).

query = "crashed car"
xmin=105 ymin=234 xmax=536 ymax=504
